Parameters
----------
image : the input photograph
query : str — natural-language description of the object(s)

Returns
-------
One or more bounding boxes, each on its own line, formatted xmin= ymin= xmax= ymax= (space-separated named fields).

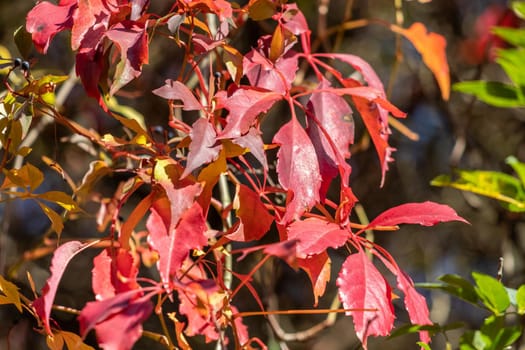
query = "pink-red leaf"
xmin=26 ymin=0 xmax=76 ymax=53
xmin=336 ymin=250 xmax=395 ymax=348
xmin=227 ymin=184 xmax=273 ymax=241
xmin=217 ymin=87 xmax=282 ymax=139
xmin=366 ymin=201 xmax=468 ymax=229
xmin=153 ymin=80 xmax=202 ymax=111
xmin=33 ymin=241 xmax=90 ymax=334
xmin=79 ymin=291 xmax=153 ymax=350
xmin=92 ymin=248 xmax=140 ymax=301
xmin=287 ymin=218 xmax=349 ymax=257
xmin=182 ymin=119 xmax=222 ymax=178
xmin=105 ymin=20 xmax=149 ymax=95
xmin=306 ymin=79 xmax=354 ymax=199
xmin=396 ymin=270 xmax=432 ymax=344
xmin=244 ymin=47 xmax=298 ymax=94
xmin=147 ymin=185 xmax=207 ymax=285
xmin=231 ymin=127 xmax=268 ymax=170
xmin=273 ymin=118 xmax=321 ymax=223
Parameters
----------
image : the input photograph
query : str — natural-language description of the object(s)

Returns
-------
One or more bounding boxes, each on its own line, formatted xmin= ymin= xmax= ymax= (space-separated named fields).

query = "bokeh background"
xmin=1 ymin=0 xmax=525 ymax=349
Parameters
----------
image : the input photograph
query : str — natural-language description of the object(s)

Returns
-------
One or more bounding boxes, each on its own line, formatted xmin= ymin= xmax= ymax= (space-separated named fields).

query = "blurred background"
xmin=1 ymin=0 xmax=524 ymax=349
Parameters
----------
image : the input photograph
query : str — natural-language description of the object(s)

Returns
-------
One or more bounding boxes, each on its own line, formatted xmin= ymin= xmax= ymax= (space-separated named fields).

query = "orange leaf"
xmin=398 ymin=22 xmax=450 ymax=100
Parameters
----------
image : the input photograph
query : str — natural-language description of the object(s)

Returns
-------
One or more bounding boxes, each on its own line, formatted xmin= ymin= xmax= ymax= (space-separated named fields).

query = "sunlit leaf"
xmin=516 ymin=285 xmax=525 ymax=314
xmin=33 ymin=241 xmax=89 ymax=335
xmin=432 ymin=170 xmax=525 ymax=212
xmin=273 ymin=118 xmax=321 ymax=223
xmin=472 ymin=272 xmax=510 ymax=315
xmin=366 ymin=201 xmax=468 ymax=229
xmin=337 ymin=250 xmax=395 ymax=348
xmin=398 ymin=22 xmax=450 ymax=100
xmin=453 ymin=81 xmax=524 ymax=107
xmin=38 ymin=191 xmax=79 ymax=212
xmin=0 ymin=275 xmax=22 ymax=312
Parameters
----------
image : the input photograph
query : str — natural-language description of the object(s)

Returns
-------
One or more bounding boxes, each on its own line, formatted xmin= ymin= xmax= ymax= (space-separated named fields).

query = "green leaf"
xmin=479 ymin=315 xmax=522 ymax=350
xmin=516 ymin=285 xmax=525 ymax=314
xmin=512 ymin=1 xmax=525 ymax=20
xmin=0 ymin=275 xmax=22 ymax=312
xmin=495 ymin=48 xmax=525 ymax=88
xmin=492 ymin=27 xmax=525 ymax=48
xmin=418 ymin=275 xmax=479 ymax=305
xmin=453 ymin=81 xmax=524 ymax=107
xmin=417 ymin=342 xmax=432 ymax=350
xmin=472 ymin=273 xmax=510 ymax=314
xmin=506 ymin=156 xmax=525 ymax=187
xmin=431 ymin=170 xmax=525 ymax=212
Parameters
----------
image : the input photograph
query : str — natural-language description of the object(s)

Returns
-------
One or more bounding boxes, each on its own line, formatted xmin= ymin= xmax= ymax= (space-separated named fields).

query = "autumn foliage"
xmin=0 ymin=0 xmax=466 ymax=349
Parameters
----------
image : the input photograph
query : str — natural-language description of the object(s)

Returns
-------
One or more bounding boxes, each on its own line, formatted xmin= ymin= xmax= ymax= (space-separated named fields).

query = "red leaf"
xmin=398 ymin=23 xmax=450 ymax=100
xmin=297 ymin=252 xmax=331 ymax=306
xmin=26 ymin=0 xmax=76 ymax=53
xmin=147 ymin=186 xmax=207 ymax=286
xmin=105 ymin=20 xmax=149 ymax=95
xmin=33 ymin=241 xmax=90 ymax=334
xmin=92 ymin=248 xmax=140 ymax=301
xmin=217 ymin=87 xmax=282 ymax=139
xmin=227 ymin=184 xmax=273 ymax=241
xmin=71 ymin=0 xmax=117 ymax=51
xmin=153 ymin=79 xmax=202 ymax=111
xmin=273 ymin=118 xmax=321 ymax=223
xmin=79 ymin=290 xmax=153 ymax=350
xmin=76 ymin=48 xmax=106 ymax=101
xmin=287 ymin=218 xmax=349 ymax=257
xmin=183 ymin=0 xmax=233 ymax=21
xmin=182 ymin=119 xmax=222 ymax=178
xmin=244 ymin=47 xmax=298 ymax=94
xmin=396 ymin=270 xmax=432 ymax=344
xmin=366 ymin=201 xmax=469 ymax=229
xmin=336 ymin=250 xmax=395 ymax=348
xmin=306 ymin=79 xmax=354 ymax=199
xmin=231 ymin=128 xmax=268 ymax=170
xmin=274 ymin=3 xmax=309 ymax=35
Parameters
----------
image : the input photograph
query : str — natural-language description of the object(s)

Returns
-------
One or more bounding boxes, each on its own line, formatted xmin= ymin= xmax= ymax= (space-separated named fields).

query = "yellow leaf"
xmin=37 ymin=201 xmax=64 ymax=235
xmin=0 ymin=275 xmax=22 ymax=312
xmin=38 ymin=191 xmax=79 ymax=212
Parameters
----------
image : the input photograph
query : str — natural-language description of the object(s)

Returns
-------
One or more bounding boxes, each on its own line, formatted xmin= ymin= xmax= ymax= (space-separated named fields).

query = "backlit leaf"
xmin=147 ymin=184 xmax=206 ymax=285
xmin=105 ymin=20 xmax=149 ymax=95
xmin=297 ymin=252 xmax=331 ymax=306
xmin=217 ymin=87 xmax=282 ymax=139
xmin=153 ymin=79 xmax=202 ymax=111
xmin=33 ymin=241 xmax=89 ymax=335
xmin=396 ymin=270 xmax=432 ymax=344
xmin=517 ymin=285 xmax=525 ymax=314
xmin=37 ymin=201 xmax=65 ymax=235
xmin=287 ymin=218 xmax=349 ymax=257
xmin=506 ymin=156 xmax=525 ymax=187
xmin=25 ymin=0 xmax=76 ymax=53
xmin=454 ymin=81 xmax=523 ymax=107
xmin=0 ymin=275 xmax=22 ymax=312
xmin=182 ymin=119 xmax=222 ymax=178
xmin=337 ymin=250 xmax=395 ymax=348
xmin=398 ymin=22 xmax=450 ymax=100
xmin=273 ymin=118 xmax=321 ymax=223
xmin=247 ymin=0 xmax=276 ymax=21
xmin=432 ymin=170 xmax=525 ymax=212
xmin=473 ymin=272 xmax=510 ymax=315
xmin=92 ymin=249 xmax=140 ymax=301
xmin=79 ymin=291 xmax=153 ymax=350
xmin=366 ymin=201 xmax=468 ymax=229
xmin=38 ymin=191 xmax=79 ymax=212
xmin=228 ymin=184 xmax=273 ymax=241
xmin=306 ymin=79 xmax=354 ymax=199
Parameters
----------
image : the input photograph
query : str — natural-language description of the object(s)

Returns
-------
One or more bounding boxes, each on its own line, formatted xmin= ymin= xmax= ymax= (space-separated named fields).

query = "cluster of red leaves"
xmin=25 ymin=0 xmax=465 ymax=349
